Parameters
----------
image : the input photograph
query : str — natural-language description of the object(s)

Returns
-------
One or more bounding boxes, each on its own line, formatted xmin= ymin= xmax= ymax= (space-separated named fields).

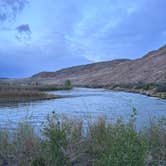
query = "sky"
xmin=0 ymin=0 xmax=166 ymax=78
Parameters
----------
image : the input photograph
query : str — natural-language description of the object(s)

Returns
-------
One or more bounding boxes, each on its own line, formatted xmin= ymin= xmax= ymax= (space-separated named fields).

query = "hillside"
xmin=32 ymin=45 xmax=166 ymax=87
xmin=0 ymin=45 xmax=166 ymax=98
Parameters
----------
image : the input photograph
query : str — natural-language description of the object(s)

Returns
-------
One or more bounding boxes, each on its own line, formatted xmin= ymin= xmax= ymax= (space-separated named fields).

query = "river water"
xmin=0 ymin=88 xmax=165 ymax=129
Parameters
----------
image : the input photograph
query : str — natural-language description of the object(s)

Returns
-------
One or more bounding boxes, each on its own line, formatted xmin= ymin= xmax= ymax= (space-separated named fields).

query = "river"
xmin=0 ymin=88 xmax=165 ymax=130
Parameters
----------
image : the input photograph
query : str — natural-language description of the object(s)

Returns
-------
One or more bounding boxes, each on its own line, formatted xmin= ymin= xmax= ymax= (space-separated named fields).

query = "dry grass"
xmin=0 ymin=82 xmax=72 ymax=102
xmin=0 ymin=111 xmax=165 ymax=166
xmin=0 ymin=85 xmax=59 ymax=102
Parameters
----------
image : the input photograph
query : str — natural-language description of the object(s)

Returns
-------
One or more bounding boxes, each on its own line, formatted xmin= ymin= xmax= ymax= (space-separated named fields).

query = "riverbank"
xmin=110 ymin=87 xmax=166 ymax=99
xmin=0 ymin=112 xmax=165 ymax=166
xmin=112 ymin=82 xmax=166 ymax=99
xmin=0 ymin=86 xmax=65 ymax=103
xmin=0 ymin=80 xmax=73 ymax=103
xmin=79 ymin=82 xmax=166 ymax=99
xmin=0 ymin=89 xmax=60 ymax=103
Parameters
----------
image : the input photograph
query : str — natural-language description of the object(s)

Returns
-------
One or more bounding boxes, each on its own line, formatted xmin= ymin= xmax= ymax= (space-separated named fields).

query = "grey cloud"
xmin=16 ymin=24 xmax=31 ymax=41
xmin=0 ymin=47 xmax=90 ymax=77
xmin=0 ymin=0 xmax=166 ymax=77
xmin=16 ymin=24 xmax=31 ymax=33
xmin=0 ymin=0 xmax=28 ymax=23
xmin=0 ymin=13 xmax=7 ymax=22
xmin=67 ymin=0 xmax=166 ymax=60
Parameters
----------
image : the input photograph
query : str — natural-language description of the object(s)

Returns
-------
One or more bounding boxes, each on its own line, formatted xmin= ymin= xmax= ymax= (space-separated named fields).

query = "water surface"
xmin=0 ymin=88 xmax=165 ymax=129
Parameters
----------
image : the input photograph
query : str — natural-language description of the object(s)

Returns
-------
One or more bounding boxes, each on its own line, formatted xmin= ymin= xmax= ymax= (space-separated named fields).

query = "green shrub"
xmin=143 ymin=117 xmax=166 ymax=165
xmin=42 ymin=113 xmax=69 ymax=165
xmin=0 ymin=111 xmax=165 ymax=166
xmin=156 ymin=82 xmax=166 ymax=92
xmin=86 ymin=115 xmax=148 ymax=166
xmin=64 ymin=80 xmax=72 ymax=89
xmin=114 ymin=84 xmax=134 ymax=89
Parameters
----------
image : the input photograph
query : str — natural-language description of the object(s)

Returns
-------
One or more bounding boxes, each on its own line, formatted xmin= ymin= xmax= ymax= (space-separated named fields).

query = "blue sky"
xmin=0 ymin=0 xmax=166 ymax=78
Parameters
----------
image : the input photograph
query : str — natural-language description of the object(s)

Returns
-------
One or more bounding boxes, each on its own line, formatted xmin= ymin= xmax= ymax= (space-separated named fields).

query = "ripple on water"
xmin=0 ymin=88 xmax=165 ymax=130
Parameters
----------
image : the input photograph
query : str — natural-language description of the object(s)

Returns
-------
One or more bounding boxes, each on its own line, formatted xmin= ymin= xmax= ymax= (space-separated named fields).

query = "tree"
xmin=64 ymin=80 xmax=72 ymax=89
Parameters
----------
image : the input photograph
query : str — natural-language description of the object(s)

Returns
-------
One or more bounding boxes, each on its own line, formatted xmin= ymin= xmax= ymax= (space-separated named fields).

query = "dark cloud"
xmin=0 ymin=0 xmax=28 ymax=24
xmin=15 ymin=24 xmax=31 ymax=41
xmin=0 ymin=48 xmax=90 ymax=78
xmin=16 ymin=24 xmax=31 ymax=33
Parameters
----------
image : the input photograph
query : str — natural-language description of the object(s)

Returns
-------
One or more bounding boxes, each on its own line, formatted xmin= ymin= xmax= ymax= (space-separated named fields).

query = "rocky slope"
xmin=32 ymin=45 xmax=166 ymax=87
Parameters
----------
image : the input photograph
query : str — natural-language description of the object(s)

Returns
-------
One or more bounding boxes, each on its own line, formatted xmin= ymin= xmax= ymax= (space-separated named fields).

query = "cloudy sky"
xmin=0 ymin=0 xmax=166 ymax=78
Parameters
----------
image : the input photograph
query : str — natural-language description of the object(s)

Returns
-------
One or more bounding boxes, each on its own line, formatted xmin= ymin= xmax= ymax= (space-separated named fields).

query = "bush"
xmin=134 ymin=82 xmax=166 ymax=92
xmin=0 ymin=111 xmax=165 ymax=166
xmin=156 ymin=82 xmax=166 ymax=92
xmin=86 ymin=114 xmax=148 ymax=166
xmin=42 ymin=113 xmax=69 ymax=165
xmin=64 ymin=80 xmax=72 ymax=89
xmin=0 ymin=123 xmax=43 ymax=166
xmin=143 ymin=117 xmax=166 ymax=165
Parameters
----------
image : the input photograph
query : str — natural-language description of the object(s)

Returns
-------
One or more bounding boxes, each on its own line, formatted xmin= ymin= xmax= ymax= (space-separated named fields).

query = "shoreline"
xmin=109 ymin=88 xmax=166 ymax=99
xmin=0 ymin=95 xmax=61 ymax=103
xmin=0 ymin=86 xmax=165 ymax=104
xmin=75 ymin=85 xmax=166 ymax=99
xmin=0 ymin=88 xmax=62 ymax=104
xmin=0 ymin=83 xmax=73 ymax=103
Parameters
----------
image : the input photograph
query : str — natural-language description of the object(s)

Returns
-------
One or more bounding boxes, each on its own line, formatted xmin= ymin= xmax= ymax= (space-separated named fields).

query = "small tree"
xmin=64 ymin=80 xmax=72 ymax=89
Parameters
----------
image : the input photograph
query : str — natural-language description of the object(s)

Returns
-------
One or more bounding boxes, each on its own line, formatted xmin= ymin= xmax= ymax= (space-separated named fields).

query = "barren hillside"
xmin=32 ymin=45 xmax=166 ymax=87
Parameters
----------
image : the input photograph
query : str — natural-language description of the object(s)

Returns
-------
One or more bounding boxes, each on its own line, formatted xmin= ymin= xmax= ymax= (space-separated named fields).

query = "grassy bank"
xmin=33 ymin=84 xmax=72 ymax=91
xmin=0 ymin=112 xmax=165 ymax=166
xmin=108 ymin=82 xmax=166 ymax=99
xmin=74 ymin=81 xmax=166 ymax=99
xmin=0 ymin=80 xmax=73 ymax=102
xmin=0 ymin=86 xmax=59 ymax=102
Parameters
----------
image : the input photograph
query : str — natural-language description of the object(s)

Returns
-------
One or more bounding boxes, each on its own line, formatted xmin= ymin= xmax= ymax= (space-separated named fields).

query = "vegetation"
xmin=35 ymin=84 xmax=72 ymax=91
xmin=0 ymin=81 xmax=73 ymax=102
xmin=0 ymin=82 xmax=73 ymax=92
xmin=109 ymin=82 xmax=166 ymax=98
xmin=134 ymin=82 xmax=158 ymax=91
xmin=64 ymin=80 xmax=72 ymax=89
xmin=111 ymin=82 xmax=166 ymax=92
xmin=0 ymin=86 xmax=58 ymax=102
xmin=0 ymin=111 xmax=165 ymax=166
xmin=155 ymin=82 xmax=166 ymax=92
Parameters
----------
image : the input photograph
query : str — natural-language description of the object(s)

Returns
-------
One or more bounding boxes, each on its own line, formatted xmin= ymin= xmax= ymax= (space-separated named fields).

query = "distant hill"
xmin=0 ymin=45 xmax=166 ymax=98
xmin=32 ymin=45 xmax=166 ymax=87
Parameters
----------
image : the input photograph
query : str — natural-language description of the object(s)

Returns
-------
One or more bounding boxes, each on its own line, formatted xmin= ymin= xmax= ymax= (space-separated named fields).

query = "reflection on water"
xmin=0 ymin=88 xmax=165 ymax=129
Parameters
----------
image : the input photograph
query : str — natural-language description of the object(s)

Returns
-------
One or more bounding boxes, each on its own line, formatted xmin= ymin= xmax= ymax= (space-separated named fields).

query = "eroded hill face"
xmin=32 ymin=45 xmax=166 ymax=87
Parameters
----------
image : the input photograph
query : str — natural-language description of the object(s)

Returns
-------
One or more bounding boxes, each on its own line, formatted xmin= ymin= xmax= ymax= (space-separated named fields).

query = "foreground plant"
xmin=0 ymin=111 xmax=165 ymax=166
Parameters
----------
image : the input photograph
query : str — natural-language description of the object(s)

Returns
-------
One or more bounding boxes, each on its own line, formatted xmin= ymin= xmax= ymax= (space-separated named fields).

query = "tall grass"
xmin=0 ymin=83 xmax=72 ymax=92
xmin=0 ymin=86 xmax=58 ymax=102
xmin=0 ymin=82 xmax=72 ymax=102
xmin=0 ymin=89 xmax=50 ymax=98
xmin=0 ymin=112 xmax=165 ymax=166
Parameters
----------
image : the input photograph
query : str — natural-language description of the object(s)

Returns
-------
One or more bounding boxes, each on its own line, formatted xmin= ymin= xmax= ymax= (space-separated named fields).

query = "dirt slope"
xmin=32 ymin=45 xmax=166 ymax=87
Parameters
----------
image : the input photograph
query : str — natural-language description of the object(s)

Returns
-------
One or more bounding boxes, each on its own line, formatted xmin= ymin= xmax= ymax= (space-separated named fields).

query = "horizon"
xmin=0 ymin=46 xmax=159 ymax=79
xmin=0 ymin=0 xmax=166 ymax=78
